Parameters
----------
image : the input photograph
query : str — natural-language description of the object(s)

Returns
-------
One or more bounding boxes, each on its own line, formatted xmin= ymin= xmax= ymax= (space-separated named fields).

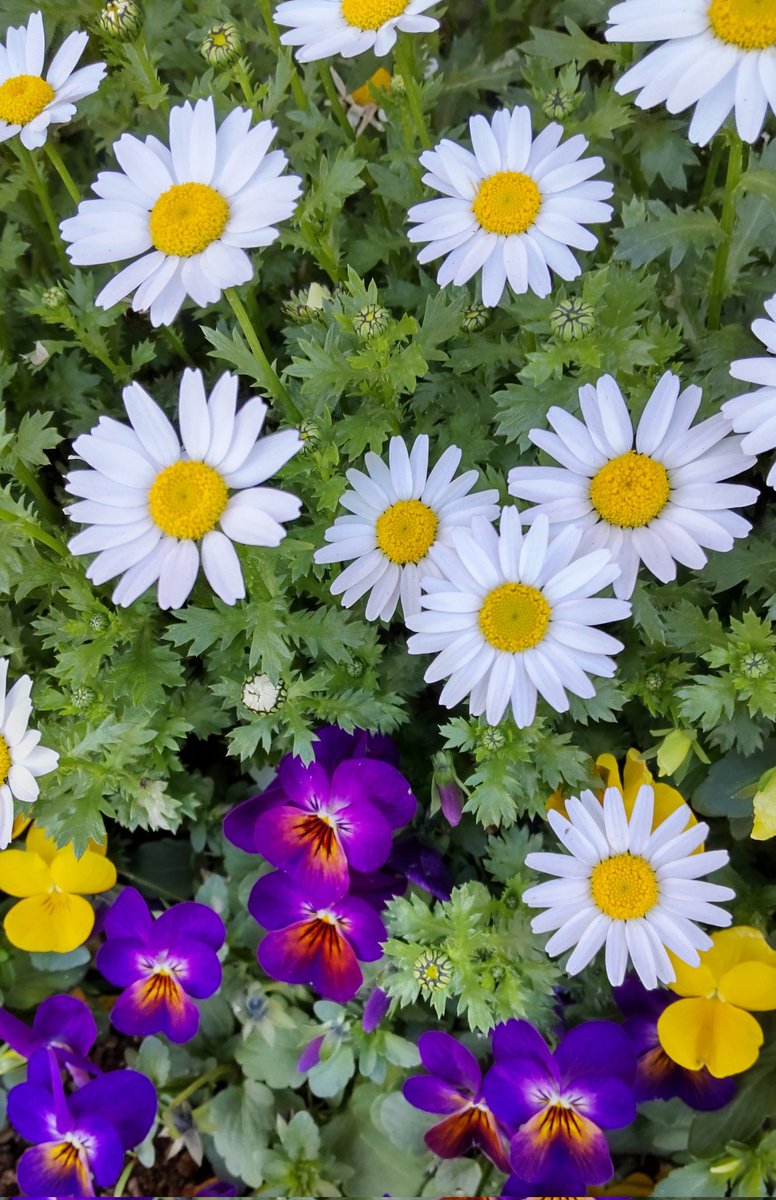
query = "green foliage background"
xmin=0 ymin=0 xmax=775 ymax=1194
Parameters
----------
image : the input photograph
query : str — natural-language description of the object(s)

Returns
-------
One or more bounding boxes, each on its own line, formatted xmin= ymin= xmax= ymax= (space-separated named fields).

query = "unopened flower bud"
xmin=461 ymin=303 xmax=488 ymax=333
xmin=200 ymin=21 xmax=241 ymax=67
xmin=739 ymin=651 xmax=770 ymax=679
xmin=353 ymin=304 xmax=390 ymax=339
xmin=98 ymin=0 xmax=142 ymax=39
xmin=549 ymin=298 xmax=596 ymax=342
xmin=479 ymin=726 xmax=505 ymax=752
xmin=71 ymin=686 xmax=94 ymax=711
xmin=242 ymin=673 xmax=285 ymax=714
xmin=543 ymin=87 xmax=577 ymax=121
xmin=413 ymin=949 xmax=452 ymax=991
xmin=41 ymin=285 xmax=67 ymax=310
xmin=298 ymin=417 xmax=321 ymax=453
xmin=281 ymin=282 xmax=330 ymax=324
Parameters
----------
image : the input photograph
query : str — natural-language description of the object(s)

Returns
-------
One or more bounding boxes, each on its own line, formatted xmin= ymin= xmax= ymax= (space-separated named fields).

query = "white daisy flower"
xmin=406 ymin=107 xmax=614 ymax=307
xmin=724 ymin=293 xmax=776 ymax=487
xmin=60 ymin=97 xmax=302 ymax=327
xmin=314 ymin=435 xmax=499 ymax=622
xmin=405 ymin=507 xmax=631 ymax=728
xmin=0 ymin=11 xmax=105 ymax=150
xmin=0 ymin=660 xmax=58 ymax=849
xmin=65 ymin=369 xmax=303 ymax=610
xmin=523 ymin=784 xmax=735 ymax=989
xmin=605 ymin=0 xmax=776 ymax=146
xmin=508 ymin=371 xmax=758 ymax=600
xmin=274 ymin=0 xmax=439 ymax=63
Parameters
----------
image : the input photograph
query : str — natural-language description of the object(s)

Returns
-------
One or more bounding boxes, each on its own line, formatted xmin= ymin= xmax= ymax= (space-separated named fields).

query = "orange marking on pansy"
xmin=292 ymin=812 xmax=341 ymax=860
xmin=139 ymin=970 xmax=186 ymax=1011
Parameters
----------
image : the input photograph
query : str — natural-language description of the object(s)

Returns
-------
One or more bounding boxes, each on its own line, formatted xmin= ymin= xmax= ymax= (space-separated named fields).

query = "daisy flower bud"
xmin=241 ymin=674 xmax=285 ymax=714
xmin=200 ymin=22 xmax=242 ymax=67
xmin=41 ymin=285 xmax=67 ymax=310
xmin=461 ymin=303 xmax=489 ymax=333
xmin=543 ymin=86 xmax=577 ymax=121
xmin=549 ymin=298 xmax=596 ymax=342
xmin=98 ymin=0 xmax=142 ymax=40
xmin=413 ymin=949 xmax=452 ymax=991
xmin=353 ymin=303 xmax=390 ymax=339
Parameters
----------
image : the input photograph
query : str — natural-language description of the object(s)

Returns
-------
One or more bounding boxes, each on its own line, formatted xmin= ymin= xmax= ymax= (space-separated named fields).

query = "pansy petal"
xmin=507 ymin=1104 xmax=614 ymax=1187
xmin=71 ymin=1069 xmax=157 ymax=1149
xmin=657 ymin=996 xmax=764 ymax=1078
xmin=5 ymin=893 xmax=95 ymax=953
xmin=50 ymin=846 xmax=117 ymax=895
xmin=110 ymin=975 xmax=201 ymax=1043
xmin=417 ymin=1031 xmax=481 ymax=1094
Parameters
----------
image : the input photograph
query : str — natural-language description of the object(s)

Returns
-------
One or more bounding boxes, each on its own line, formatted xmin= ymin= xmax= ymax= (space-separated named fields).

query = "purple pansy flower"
xmin=403 ymin=1032 xmax=511 ymax=1173
xmin=8 ymin=1048 xmax=156 ymax=1197
xmin=0 ymin=995 xmax=98 ymax=1082
xmin=484 ymin=1020 xmax=637 ymax=1191
xmin=224 ymin=725 xmax=415 ymax=896
xmin=362 ymin=986 xmax=391 ymax=1033
xmin=95 ymin=887 xmax=225 ymax=1044
xmin=615 ymin=976 xmax=736 ymax=1111
xmin=248 ymin=870 xmax=386 ymax=1003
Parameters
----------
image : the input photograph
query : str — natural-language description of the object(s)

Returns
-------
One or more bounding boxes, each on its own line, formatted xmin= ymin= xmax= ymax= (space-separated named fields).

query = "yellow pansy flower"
xmin=657 ymin=927 xmax=776 ymax=1078
xmin=549 ymin=748 xmax=698 ymax=834
xmin=0 ymin=826 xmax=116 ymax=953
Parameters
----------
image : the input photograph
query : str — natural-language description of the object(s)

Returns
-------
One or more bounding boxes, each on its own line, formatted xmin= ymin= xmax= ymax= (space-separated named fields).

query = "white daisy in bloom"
xmin=406 ymin=107 xmax=614 ymax=307
xmin=60 ymin=98 xmax=302 ymax=327
xmin=0 ymin=660 xmax=58 ymax=849
xmin=523 ymin=784 xmax=735 ymax=989
xmin=724 ymin=293 xmax=776 ymax=487
xmin=508 ymin=372 xmax=758 ymax=600
xmin=65 ymin=369 xmax=302 ymax=610
xmin=405 ymin=508 xmax=631 ymax=728
xmin=274 ymin=0 xmax=439 ymax=63
xmin=0 ymin=11 xmax=105 ymax=150
xmin=605 ymin=0 xmax=776 ymax=145
xmin=314 ymin=435 xmax=499 ymax=621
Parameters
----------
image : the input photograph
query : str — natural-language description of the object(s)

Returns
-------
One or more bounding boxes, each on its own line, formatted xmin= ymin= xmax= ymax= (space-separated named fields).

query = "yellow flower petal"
xmin=597 ymin=751 xmax=625 ymax=794
xmin=718 ymin=961 xmax=776 ymax=1011
xmin=25 ymin=826 xmax=59 ymax=863
xmin=668 ymin=952 xmax=716 ymax=999
xmin=657 ymin=996 xmax=764 ymax=1077
xmin=0 ymin=849 xmax=51 ymax=897
xmin=10 ymin=815 xmax=31 ymax=841
xmin=4 ymin=893 xmax=95 ymax=952
xmin=703 ymin=925 xmax=776 ymax=982
xmin=50 ymin=846 xmax=117 ymax=894
xmin=751 ymin=769 xmax=776 ymax=840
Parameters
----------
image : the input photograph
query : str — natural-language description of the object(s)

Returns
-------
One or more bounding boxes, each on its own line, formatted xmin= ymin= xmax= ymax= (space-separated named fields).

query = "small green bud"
xmin=549 ymin=298 xmax=596 ymax=342
xmin=71 ymin=686 xmax=94 ymax=711
xmin=543 ymin=87 xmax=577 ymax=121
xmin=200 ymin=21 xmax=242 ymax=67
xmin=413 ymin=949 xmax=452 ymax=992
xmin=739 ymin=650 xmax=770 ymax=679
xmin=98 ymin=0 xmax=142 ymax=39
xmin=88 ymin=613 xmax=109 ymax=632
xmin=41 ymin=285 xmax=67 ymax=310
xmin=353 ymin=304 xmax=390 ymax=339
xmin=390 ymin=73 xmax=406 ymax=95
xmin=281 ymin=283 xmax=330 ymax=324
xmin=479 ymin=726 xmax=506 ymax=752
xmin=242 ymin=673 xmax=285 ymax=714
xmin=645 ymin=670 xmax=664 ymax=692
xmin=298 ymin=417 xmax=321 ymax=453
xmin=461 ymin=303 xmax=489 ymax=333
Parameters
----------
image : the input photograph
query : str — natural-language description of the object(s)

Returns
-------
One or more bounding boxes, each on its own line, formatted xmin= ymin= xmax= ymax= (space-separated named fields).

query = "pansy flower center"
xmin=150 ymin=182 xmax=230 ymax=258
xmin=473 ymin=171 xmax=542 ymax=236
xmin=590 ymin=451 xmax=670 ymax=528
xmin=590 ymin=852 xmax=659 ymax=920
xmin=479 ymin=582 xmax=551 ymax=653
xmin=708 ymin=0 xmax=776 ymax=49
xmin=0 ymin=734 xmax=11 ymax=787
xmin=148 ymin=460 xmax=228 ymax=540
xmin=376 ymin=499 xmax=438 ymax=564
xmin=340 ymin=0 xmax=408 ymax=30
xmin=0 ymin=74 xmax=55 ymax=126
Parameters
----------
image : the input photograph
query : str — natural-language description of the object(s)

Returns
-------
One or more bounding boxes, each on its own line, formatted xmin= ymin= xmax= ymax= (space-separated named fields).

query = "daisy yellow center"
xmin=150 ymin=183 xmax=230 ymax=258
xmin=148 ymin=460 xmax=228 ymax=540
xmin=708 ymin=0 xmax=776 ymax=49
xmin=589 ymin=452 xmax=670 ymax=529
xmin=0 ymin=735 xmax=11 ymax=787
xmin=472 ymin=171 xmax=542 ymax=236
xmin=0 ymin=74 xmax=55 ymax=126
xmin=590 ymin=853 xmax=659 ymax=920
xmin=341 ymin=0 xmax=408 ymax=29
xmin=376 ymin=500 xmax=438 ymax=564
xmin=479 ymin=582 xmax=551 ymax=653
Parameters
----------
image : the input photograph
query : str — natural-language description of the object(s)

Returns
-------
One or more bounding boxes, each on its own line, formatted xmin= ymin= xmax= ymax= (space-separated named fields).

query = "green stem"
xmin=394 ymin=35 xmax=431 ymax=150
xmin=224 ymin=287 xmax=302 ymax=421
xmin=161 ymin=323 xmax=194 ymax=367
xmin=113 ymin=1158 xmax=135 ymax=1197
xmin=132 ymin=37 xmax=164 ymax=99
xmin=319 ymin=63 xmax=354 ymax=139
xmin=165 ymin=1064 xmax=233 ymax=1111
xmin=233 ymin=59 xmax=255 ymax=109
xmin=14 ymin=462 xmax=59 ymax=525
xmin=699 ymin=137 xmax=725 ymax=210
xmin=258 ymin=0 xmax=308 ymax=111
xmin=20 ymin=149 xmax=68 ymax=269
xmin=708 ymin=133 xmax=743 ymax=332
xmin=43 ymin=141 xmax=80 ymax=207
xmin=0 ymin=508 xmax=67 ymax=556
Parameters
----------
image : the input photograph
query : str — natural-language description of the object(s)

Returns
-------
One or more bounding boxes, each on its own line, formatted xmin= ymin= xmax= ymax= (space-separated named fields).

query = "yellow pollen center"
xmin=340 ymin=0 xmax=409 ymax=29
xmin=0 ymin=735 xmax=11 ymax=787
xmin=0 ymin=74 xmax=55 ymax=126
xmin=150 ymin=182 xmax=230 ymax=258
xmin=472 ymin=171 xmax=542 ymax=236
xmin=376 ymin=500 xmax=438 ymax=564
xmin=708 ymin=0 xmax=776 ymax=49
xmin=589 ymin=451 xmax=670 ymax=529
xmin=148 ymin=460 xmax=228 ymax=540
xmin=590 ymin=853 xmax=659 ymax=920
xmin=479 ymin=582 xmax=551 ymax=653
